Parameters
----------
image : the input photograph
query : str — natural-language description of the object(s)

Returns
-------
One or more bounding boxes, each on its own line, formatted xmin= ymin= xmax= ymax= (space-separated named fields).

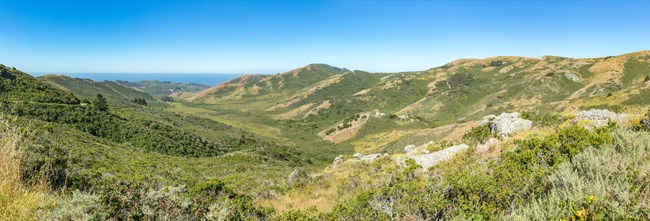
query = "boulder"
xmin=480 ymin=114 xmax=496 ymax=125
xmin=404 ymin=145 xmax=417 ymax=154
xmin=564 ymin=72 xmax=582 ymax=83
xmin=353 ymin=153 xmax=383 ymax=162
xmin=360 ymin=153 xmax=382 ymax=162
xmin=476 ymin=138 xmax=500 ymax=153
xmin=574 ymin=109 xmax=627 ymax=128
xmin=331 ymin=155 xmax=344 ymax=168
xmin=406 ymin=144 xmax=469 ymax=169
xmin=481 ymin=112 xmax=532 ymax=137
xmin=287 ymin=169 xmax=303 ymax=187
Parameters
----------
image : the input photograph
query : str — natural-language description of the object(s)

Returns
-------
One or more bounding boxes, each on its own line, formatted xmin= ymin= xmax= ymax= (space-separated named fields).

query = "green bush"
xmin=520 ymin=111 xmax=564 ymax=126
xmin=462 ymin=124 xmax=493 ymax=143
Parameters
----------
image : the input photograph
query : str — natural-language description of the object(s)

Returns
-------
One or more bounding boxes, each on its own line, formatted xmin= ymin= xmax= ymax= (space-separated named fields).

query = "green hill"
xmin=37 ymin=74 xmax=171 ymax=107
xmin=0 ymin=65 xmax=310 ymax=219
xmin=0 ymin=64 xmax=79 ymax=104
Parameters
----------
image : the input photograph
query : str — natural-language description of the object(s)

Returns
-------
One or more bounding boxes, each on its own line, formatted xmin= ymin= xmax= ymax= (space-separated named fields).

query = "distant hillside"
xmin=38 ymin=74 xmax=169 ymax=107
xmin=190 ymin=51 xmax=650 ymax=124
xmin=187 ymin=63 xmax=350 ymax=102
xmin=116 ymin=80 xmax=211 ymax=97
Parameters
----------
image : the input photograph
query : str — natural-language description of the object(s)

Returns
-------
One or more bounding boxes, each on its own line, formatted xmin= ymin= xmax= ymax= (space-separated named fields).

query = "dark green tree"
xmin=161 ymin=96 xmax=174 ymax=102
xmin=131 ymin=98 xmax=147 ymax=106
xmin=93 ymin=94 xmax=109 ymax=111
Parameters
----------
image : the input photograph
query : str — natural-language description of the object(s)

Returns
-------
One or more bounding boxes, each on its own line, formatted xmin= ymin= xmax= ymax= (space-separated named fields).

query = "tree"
xmin=161 ymin=96 xmax=174 ymax=102
xmin=131 ymin=98 xmax=147 ymax=106
xmin=93 ymin=94 xmax=108 ymax=111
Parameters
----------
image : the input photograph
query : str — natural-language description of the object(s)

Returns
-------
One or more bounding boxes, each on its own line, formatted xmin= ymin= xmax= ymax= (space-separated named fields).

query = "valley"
xmin=1 ymin=51 xmax=650 ymax=220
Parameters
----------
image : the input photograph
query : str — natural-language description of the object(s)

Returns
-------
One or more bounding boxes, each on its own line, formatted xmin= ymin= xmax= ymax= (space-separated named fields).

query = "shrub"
xmin=161 ymin=96 xmax=174 ymax=102
xmin=462 ymin=124 xmax=493 ymax=143
xmin=520 ymin=111 xmax=564 ymax=127
xmin=509 ymin=130 xmax=650 ymax=220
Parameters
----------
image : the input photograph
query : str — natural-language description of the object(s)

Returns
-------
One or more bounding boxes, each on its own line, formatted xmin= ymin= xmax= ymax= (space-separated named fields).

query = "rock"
xmin=482 ymin=112 xmax=532 ymax=137
xmin=476 ymin=138 xmax=500 ymax=153
xmin=331 ymin=155 xmax=344 ymax=168
xmin=480 ymin=115 xmax=496 ymax=125
xmin=407 ymin=144 xmax=469 ymax=169
xmin=574 ymin=109 xmax=628 ymax=128
xmin=404 ymin=145 xmax=417 ymax=154
xmin=287 ymin=169 xmax=303 ymax=186
xmin=422 ymin=150 xmax=430 ymax=154
xmin=564 ymin=72 xmax=582 ymax=83
xmin=353 ymin=153 xmax=383 ymax=162
xmin=360 ymin=153 xmax=382 ymax=162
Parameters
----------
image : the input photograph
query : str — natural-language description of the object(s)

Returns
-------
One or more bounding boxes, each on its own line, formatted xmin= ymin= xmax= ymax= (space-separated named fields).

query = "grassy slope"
xmin=171 ymin=52 xmax=648 ymax=162
xmin=0 ymin=65 xmax=309 ymax=196
xmin=38 ymin=74 xmax=169 ymax=107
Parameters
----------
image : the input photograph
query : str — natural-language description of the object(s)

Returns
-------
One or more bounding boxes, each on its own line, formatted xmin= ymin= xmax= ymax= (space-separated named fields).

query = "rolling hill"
xmin=38 ymin=74 xmax=169 ymax=107
xmin=2 ymin=51 xmax=649 ymax=220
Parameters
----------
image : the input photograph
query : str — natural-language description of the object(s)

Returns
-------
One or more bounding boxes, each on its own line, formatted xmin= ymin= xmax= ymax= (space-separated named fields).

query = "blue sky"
xmin=1 ymin=0 xmax=649 ymax=74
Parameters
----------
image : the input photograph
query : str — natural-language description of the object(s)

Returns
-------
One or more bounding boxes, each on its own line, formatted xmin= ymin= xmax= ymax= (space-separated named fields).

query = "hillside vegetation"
xmin=38 ymin=75 xmax=170 ymax=107
xmin=1 ymin=51 xmax=649 ymax=220
xmin=116 ymin=80 xmax=211 ymax=98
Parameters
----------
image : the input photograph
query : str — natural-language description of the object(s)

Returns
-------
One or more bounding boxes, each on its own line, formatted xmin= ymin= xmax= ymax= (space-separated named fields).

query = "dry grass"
xmin=0 ymin=117 xmax=51 ymax=221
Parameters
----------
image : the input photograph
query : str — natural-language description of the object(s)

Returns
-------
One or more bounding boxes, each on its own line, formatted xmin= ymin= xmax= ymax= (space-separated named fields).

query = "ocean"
xmin=33 ymin=73 xmax=246 ymax=86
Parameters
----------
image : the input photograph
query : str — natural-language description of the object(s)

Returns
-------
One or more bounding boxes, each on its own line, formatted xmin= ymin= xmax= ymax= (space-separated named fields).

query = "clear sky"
xmin=1 ymin=0 xmax=649 ymax=74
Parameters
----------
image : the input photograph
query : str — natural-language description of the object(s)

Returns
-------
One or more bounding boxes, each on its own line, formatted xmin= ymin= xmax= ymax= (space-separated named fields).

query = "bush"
xmin=161 ymin=96 xmax=174 ymax=102
xmin=510 ymin=130 xmax=650 ymax=220
xmin=520 ymin=111 xmax=564 ymax=127
xmin=462 ymin=124 xmax=493 ymax=143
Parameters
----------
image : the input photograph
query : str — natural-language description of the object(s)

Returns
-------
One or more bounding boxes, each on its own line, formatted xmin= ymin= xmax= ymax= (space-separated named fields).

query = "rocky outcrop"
xmin=404 ymin=145 xmax=417 ymax=154
xmin=564 ymin=72 xmax=582 ymax=83
xmin=476 ymin=138 xmax=500 ymax=153
xmin=353 ymin=153 xmax=385 ymax=162
xmin=574 ymin=109 xmax=628 ymax=128
xmin=481 ymin=112 xmax=532 ymax=137
xmin=398 ymin=144 xmax=469 ymax=170
xmin=331 ymin=155 xmax=344 ymax=168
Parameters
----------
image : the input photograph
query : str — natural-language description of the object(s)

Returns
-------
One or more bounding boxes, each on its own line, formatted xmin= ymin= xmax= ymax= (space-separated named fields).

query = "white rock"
xmin=353 ymin=153 xmax=363 ymax=158
xmin=360 ymin=153 xmax=382 ymax=162
xmin=331 ymin=155 xmax=344 ymax=168
xmin=574 ymin=109 xmax=628 ymax=128
xmin=408 ymin=144 xmax=469 ymax=169
xmin=476 ymin=138 xmax=500 ymax=153
xmin=404 ymin=145 xmax=417 ymax=154
xmin=480 ymin=115 xmax=496 ymax=125
xmin=564 ymin=72 xmax=582 ymax=83
xmin=484 ymin=112 xmax=532 ymax=137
